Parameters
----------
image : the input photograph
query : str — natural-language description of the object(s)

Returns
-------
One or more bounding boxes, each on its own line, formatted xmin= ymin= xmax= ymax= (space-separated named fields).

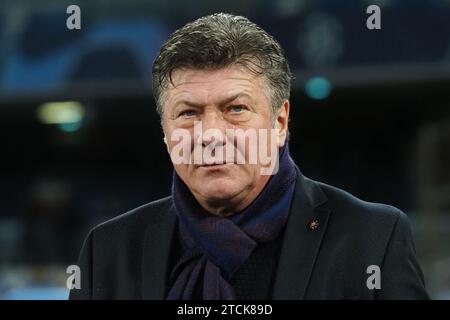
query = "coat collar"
xmin=142 ymin=202 xmax=177 ymax=299
xmin=141 ymin=167 xmax=330 ymax=299
xmin=272 ymin=166 xmax=330 ymax=299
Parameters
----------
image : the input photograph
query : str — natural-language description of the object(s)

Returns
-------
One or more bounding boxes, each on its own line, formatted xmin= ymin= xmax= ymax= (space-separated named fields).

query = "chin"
xmin=197 ymin=181 xmax=243 ymax=202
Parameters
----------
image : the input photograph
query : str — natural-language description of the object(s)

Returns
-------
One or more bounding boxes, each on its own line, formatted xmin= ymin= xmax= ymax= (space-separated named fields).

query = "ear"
xmin=161 ymin=118 xmax=170 ymax=150
xmin=163 ymin=135 xmax=171 ymax=155
xmin=276 ymin=100 xmax=290 ymax=147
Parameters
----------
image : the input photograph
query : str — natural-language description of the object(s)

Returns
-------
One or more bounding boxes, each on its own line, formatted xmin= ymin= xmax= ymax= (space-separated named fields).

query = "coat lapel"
xmin=142 ymin=202 xmax=177 ymax=299
xmin=272 ymin=168 xmax=331 ymax=299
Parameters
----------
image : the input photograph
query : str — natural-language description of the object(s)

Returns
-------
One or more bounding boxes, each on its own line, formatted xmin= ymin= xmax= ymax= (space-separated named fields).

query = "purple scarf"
xmin=167 ymin=144 xmax=297 ymax=300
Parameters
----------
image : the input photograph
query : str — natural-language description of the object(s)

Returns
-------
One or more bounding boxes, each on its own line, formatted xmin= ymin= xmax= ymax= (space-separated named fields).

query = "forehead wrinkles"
xmin=168 ymin=76 xmax=259 ymax=106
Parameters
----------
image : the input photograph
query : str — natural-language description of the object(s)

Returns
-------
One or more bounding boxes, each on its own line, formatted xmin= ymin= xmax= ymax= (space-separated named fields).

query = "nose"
xmin=200 ymin=110 xmax=226 ymax=148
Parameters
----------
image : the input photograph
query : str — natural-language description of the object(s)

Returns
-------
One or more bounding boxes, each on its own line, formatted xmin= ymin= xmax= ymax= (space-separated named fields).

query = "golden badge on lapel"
xmin=308 ymin=218 xmax=320 ymax=231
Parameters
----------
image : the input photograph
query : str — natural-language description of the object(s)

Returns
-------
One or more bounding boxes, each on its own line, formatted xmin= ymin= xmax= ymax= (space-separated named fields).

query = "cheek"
xmin=164 ymin=127 xmax=195 ymax=157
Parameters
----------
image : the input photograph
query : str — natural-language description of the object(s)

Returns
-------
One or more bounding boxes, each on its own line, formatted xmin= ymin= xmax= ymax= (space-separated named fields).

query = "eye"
xmin=229 ymin=105 xmax=247 ymax=113
xmin=178 ymin=110 xmax=197 ymax=118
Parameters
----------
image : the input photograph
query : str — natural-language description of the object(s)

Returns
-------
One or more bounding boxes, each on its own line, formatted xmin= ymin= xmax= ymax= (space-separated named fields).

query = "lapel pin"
xmin=308 ymin=218 xmax=320 ymax=231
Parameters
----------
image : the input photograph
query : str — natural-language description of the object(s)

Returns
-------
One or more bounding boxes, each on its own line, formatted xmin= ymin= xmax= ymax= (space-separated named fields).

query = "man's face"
xmin=161 ymin=66 xmax=289 ymax=213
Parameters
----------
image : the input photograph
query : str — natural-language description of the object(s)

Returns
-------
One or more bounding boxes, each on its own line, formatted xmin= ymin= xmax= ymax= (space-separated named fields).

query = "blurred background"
xmin=0 ymin=0 xmax=449 ymax=299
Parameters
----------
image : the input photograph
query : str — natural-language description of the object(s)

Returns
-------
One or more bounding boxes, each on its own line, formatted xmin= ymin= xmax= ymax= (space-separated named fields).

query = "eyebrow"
xmin=175 ymin=93 xmax=252 ymax=108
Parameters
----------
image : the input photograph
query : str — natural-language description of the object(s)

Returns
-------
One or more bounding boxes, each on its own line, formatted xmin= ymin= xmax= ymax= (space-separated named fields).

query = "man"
xmin=70 ymin=13 xmax=428 ymax=300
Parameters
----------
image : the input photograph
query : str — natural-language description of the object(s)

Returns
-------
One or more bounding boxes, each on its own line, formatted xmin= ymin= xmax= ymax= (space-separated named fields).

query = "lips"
xmin=199 ymin=162 xmax=233 ymax=167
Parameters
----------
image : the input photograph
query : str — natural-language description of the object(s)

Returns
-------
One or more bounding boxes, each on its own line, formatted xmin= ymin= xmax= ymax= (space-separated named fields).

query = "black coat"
xmin=69 ymin=168 xmax=429 ymax=299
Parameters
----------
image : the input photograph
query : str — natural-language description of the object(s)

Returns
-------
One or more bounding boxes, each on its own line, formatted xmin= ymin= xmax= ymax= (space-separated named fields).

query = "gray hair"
xmin=152 ymin=13 xmax=292 ymax=118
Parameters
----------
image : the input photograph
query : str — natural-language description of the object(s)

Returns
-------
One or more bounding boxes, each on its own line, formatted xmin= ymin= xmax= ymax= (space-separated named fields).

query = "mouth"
xmin=198 ymin=162 xmax=234 ymax=169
